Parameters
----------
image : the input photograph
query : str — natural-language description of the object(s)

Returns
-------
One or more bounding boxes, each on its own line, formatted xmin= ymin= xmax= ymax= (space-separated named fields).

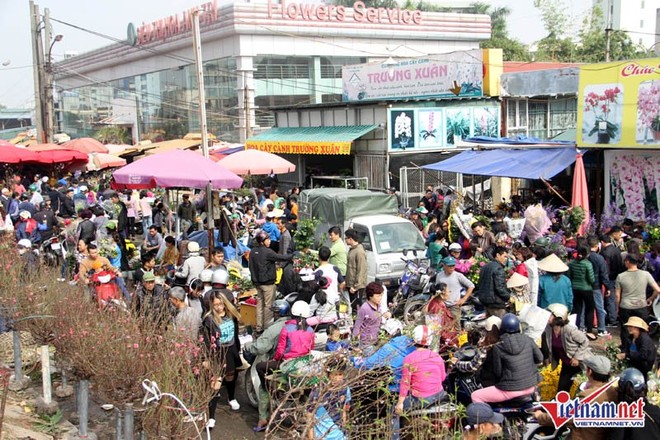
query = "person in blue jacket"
xmin=355 ymin=319 xmax=416 ymax=391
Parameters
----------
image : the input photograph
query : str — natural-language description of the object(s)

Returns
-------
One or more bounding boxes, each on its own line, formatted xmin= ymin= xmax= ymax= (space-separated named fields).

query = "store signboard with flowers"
xmin=577 ymin=57 xmax=660 ymax=147
xmin=388 ymin=105 xmax=499 ymax=151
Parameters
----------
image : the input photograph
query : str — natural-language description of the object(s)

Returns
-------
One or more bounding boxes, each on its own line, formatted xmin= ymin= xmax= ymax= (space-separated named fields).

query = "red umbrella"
xmin=26 ymin=143 xmax=70 ymax=152
xmin=31 ymin=150 xmax=88 ymax=164
xmin=571 ymin=152 xmax=590 ymax=236
xmin=0 ymin=140 xmax=16 ymax=147
xmin=0 ymin=144 xmax=40 ymax=163
xmin=63 ymin=138 xmax=109 ymax=154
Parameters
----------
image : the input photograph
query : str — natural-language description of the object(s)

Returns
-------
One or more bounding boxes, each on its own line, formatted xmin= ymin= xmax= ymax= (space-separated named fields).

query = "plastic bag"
xmin=523 ymin=204 xmax=550 ymax=244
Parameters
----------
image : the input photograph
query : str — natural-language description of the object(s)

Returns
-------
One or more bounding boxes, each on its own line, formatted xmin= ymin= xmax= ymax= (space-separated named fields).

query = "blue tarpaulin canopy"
xmin=422 ymin=147 xmax=578 ymax=180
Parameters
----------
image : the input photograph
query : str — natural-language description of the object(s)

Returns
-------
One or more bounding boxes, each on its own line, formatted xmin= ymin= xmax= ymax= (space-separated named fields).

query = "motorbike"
xmin=40 ymin=234 xmax=66 ymax=268
xmin=391 ymin=250 xmax=436 ymax=318
xmin=89 ymin=270 xmax=124 ymax=309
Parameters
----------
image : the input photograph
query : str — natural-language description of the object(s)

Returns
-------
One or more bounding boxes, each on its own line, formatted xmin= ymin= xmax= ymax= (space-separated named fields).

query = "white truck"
xmin=299 ymin=188 xmax=427 ymax=288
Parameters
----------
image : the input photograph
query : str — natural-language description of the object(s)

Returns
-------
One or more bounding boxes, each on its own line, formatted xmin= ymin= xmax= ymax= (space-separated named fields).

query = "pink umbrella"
xmin=217 ymin=149 xmax=296 ymax=175
xmin=112 ymin=149 xmax=243 ymax=189
xmin=31 ymin=149 xmax=88 ymax=164
xmin=0 ymin=144 xmax=40 ymax=163
xmin=26 ymin=143 xmax=70 ymax=152
xmin=571 ymin=152 xmax=590 ymax=236
xmin=62 ymin=138 xmax=109 ymax=154
xmin=87 ymin=153 xmax=127 ymax=171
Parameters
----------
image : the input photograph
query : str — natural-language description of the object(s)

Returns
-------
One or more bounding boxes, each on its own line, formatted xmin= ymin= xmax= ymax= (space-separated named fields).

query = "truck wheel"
xmin=403 ymin=299 xmax=426 ymax=326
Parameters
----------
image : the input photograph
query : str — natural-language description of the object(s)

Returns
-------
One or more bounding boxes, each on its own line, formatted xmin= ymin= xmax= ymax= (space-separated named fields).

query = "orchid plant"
xmin=584 ymin=87 xmax=621 ymax=139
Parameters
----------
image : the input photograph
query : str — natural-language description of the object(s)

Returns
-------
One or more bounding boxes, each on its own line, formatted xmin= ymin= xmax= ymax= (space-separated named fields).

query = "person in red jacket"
xmin=254 ymin=300 xmax=315 ymax=432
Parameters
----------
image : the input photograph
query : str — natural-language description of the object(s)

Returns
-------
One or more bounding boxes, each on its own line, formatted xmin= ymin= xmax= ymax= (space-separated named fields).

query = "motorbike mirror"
xmin=412 ymin=250 xmax=417 ymax=257
xmin=403 ymin=249 xmax=408 ymax=256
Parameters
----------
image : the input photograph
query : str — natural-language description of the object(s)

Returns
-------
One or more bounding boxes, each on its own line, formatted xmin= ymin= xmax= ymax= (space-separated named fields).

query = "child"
xmin=326 ymin=324 xmax=349 ymax=352
xmin=307 ymin=357 xmax=351 ymax=440
xmin=424 ymin=282 xmax=457 ymax=347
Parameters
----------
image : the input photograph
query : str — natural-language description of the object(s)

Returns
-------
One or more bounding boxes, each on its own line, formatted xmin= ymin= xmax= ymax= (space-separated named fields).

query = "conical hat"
xmin=538 ymin=253 xmax=569 ymax=273
xmin=507 ymin=272 xmax=529 ymax=288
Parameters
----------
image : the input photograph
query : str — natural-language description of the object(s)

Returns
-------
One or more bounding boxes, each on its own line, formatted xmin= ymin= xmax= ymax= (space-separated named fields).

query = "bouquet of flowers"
xmin=466 ymin=256 xmax=489 ymax=286
xmin=98 ymin=238 xmax=118 ymax=260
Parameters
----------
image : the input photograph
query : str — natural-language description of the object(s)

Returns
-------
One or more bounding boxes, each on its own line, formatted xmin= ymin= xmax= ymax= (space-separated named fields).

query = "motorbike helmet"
xmin=500 ymin=313 xmax=520 ymax=334
xmin=199 ymin=269 xmax=214 ymax=284
xmin=255 ymin=231 xmax=269 ymax=244
xmin=19 ymin=210 xmax=31 ymax=220
xmin=547 ymin=303 xmax=569 ymax=321
xmin=382 ymin=318 xmax=403 ymax=336
xmin=211 ymin=267 xmax=230 ymax=286
xmin=619 ymin=368 xmax=647 ymax=393
xmin=187 ymin=241 xmax=200 ymax=254
xmin=291 ymin=301 xmax=311 ymax=319
xmin=413 ymin=325 xmax=434 ymax=346
xmin=17 ymin=239 xmax=32 ymax=249
xmin=270 ymin=299 xmax=291 ymax=317
xmin=448 ymin=243 xmax=462 ymax=252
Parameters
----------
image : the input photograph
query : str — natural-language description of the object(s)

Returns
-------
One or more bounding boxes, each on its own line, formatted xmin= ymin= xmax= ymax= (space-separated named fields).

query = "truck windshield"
xmin=371 ymin=222 xmax=426 ymax=254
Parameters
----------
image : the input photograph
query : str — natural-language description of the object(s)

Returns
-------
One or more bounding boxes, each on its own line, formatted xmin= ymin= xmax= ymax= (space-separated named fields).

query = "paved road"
xmin=210 ymin=371 xmax=263 ymax=440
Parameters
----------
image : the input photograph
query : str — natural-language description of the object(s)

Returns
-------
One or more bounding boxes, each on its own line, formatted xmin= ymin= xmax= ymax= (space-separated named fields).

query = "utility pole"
xmin=192 ymin=8 xmax=214 ymax=254
xmin=605 ymin=0 xmax=613 ymax=62
xmin=44 ymin=7 xmax=54 ymax=143
xmin=29 ymin=1 xmax=45 ymax=143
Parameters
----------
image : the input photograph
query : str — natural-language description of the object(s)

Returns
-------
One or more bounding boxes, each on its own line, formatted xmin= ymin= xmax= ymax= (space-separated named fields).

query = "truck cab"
xmin=349 ymin=215 xmax=427 ymax=289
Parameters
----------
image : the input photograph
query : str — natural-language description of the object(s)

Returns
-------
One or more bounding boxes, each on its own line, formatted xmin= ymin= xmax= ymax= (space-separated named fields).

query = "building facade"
xmin=594 ymin=0 xmax=660 ymax=49
xmin=54 ymin=0 xmax=490 ymax=143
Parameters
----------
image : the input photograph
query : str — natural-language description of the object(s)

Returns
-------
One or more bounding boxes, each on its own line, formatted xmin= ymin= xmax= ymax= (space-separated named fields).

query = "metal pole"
xmin=605 ymin=0 xmax=612 ymax=62
xmin=29 ymin=1 xmax=45 ymax=143
xmin=12 ymin=331 xmax=23 ymax=381
xmin=124 ymin=403 xmax=134 ymax=440
xmin=191 ymin=9 xmax=214 ymax=256
xmin=79 ymin=379 xmax=90 ymax=437
xmin=114 ymin=407 xmax=123 ymax=440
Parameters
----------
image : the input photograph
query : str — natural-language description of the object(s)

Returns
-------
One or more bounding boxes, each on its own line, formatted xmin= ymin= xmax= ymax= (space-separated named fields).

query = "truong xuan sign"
xmin=342 ymin=50 xmax=484 ymax=102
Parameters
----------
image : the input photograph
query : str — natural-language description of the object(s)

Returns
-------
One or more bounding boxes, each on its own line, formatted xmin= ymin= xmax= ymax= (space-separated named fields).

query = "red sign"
xmin=267 ymin=0 xmax=422 ymax=25
xmin=136 ymin=0 xmax=219 ymax=45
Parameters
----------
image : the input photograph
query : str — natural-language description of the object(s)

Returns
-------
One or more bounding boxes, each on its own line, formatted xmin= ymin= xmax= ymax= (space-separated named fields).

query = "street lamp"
xmin=46 ymin=34 xmax=63 ymax=71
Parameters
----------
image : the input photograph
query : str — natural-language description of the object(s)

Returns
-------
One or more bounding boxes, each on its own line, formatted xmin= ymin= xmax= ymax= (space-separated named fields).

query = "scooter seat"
xmin=490 ymin=394 xmax=534 ymax=408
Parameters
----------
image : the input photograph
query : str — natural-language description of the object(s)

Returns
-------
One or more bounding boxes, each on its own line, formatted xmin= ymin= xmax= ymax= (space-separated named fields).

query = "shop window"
xmin=506 ymin=99 xmax=528 ymax=137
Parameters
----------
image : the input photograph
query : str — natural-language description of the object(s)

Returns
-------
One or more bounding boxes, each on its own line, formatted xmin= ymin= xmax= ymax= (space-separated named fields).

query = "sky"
xmin=0 ymin=0 xmax=591 ymax=109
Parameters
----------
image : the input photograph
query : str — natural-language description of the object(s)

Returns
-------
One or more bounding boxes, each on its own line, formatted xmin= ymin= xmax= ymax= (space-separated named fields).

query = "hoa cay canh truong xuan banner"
xmin=342 ymin=50 xmax=483 ymax=102
xmin=578 ymin=58 xmax=660 ymax=147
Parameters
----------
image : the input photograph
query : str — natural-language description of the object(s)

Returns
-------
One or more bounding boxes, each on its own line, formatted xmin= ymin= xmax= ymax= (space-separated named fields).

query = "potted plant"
xmin=584 ymin=87 xmax=621 ymax=144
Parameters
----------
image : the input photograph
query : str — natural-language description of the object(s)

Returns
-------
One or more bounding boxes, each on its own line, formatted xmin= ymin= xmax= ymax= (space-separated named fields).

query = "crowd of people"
xmin=5 ymin=168 xmax=660 ymax=439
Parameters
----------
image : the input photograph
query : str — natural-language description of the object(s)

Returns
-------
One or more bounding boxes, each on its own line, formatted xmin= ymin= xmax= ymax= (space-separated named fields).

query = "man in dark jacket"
xmin=248 ymin=231 xmax=293 ymax=334
xmin=33 ymin=199 xmax=57 ymax=241
xmin=587 ymin=236 xmax=612 ymax=336
xmin=48 ymin=183 xmax=64 ymax=216
xmin=110 ymin=192 xmax=130 ymax=270
xmin=600 ymin=234 xmax=623 ymax=326
xmin=60 ymin=188 xmax=76 ymax=219
xmin=177 ymin=194 xmax=195 ymax=234
xmin=476 ymin=246 xmax=511 ymax=318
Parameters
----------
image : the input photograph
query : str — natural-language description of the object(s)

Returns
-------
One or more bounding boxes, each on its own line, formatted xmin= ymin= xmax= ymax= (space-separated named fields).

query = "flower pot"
xmin=653 ymin=129 xmax=660 ymax=141
xmin=596 ymin=132 xmax=610 ymax=144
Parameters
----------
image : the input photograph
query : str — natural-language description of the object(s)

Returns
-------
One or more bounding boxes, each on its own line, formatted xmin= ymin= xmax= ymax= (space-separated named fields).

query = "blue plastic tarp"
xmin=422 ymin=147 xmax=578 ymax=180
